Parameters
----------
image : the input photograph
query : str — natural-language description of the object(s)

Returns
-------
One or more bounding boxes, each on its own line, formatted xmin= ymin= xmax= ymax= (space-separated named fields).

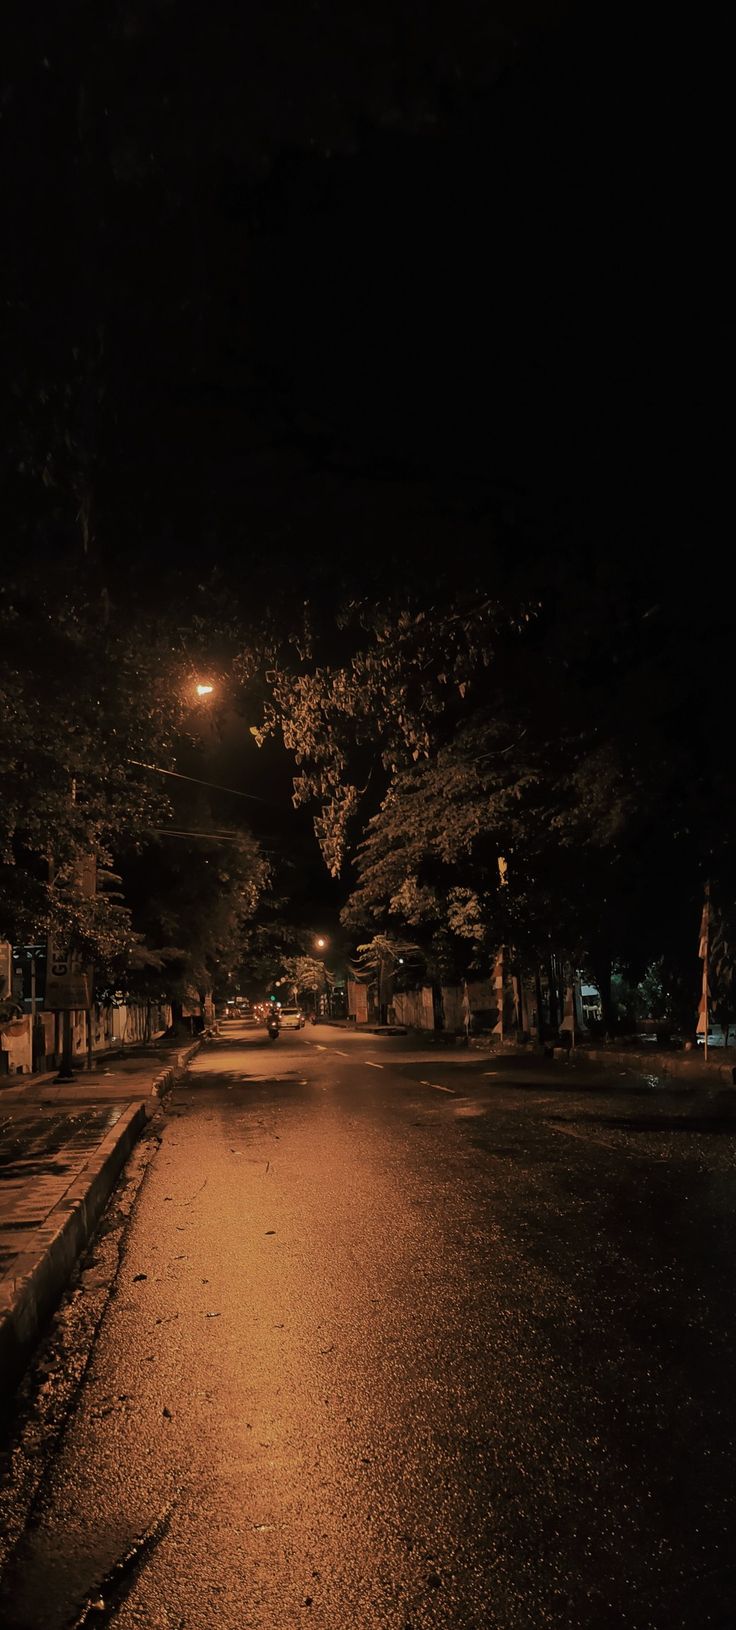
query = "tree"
xmin=116 ymin=798 xmax=268 ymax=1024
xmin=351 ymin=934 xmax=422 ymax=1025
xmin=708 ymin=902 xmax=736 ymax=1047
xmin=279 ymin=955 xmax=328 ymax=1010
xmin=0 ymin=585 xmax=184 ymax=961
xmin=264 ymin=552 xmax=734 ymax=1043
xmin=253 ymin=594 xmax=521 ymax=876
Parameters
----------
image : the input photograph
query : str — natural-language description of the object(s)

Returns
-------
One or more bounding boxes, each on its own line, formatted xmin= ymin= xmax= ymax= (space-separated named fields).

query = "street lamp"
xmin=195 ymin=682 xmax=214 ymax=697
xmin=313 ymin=936 xmax=329 ymax=1018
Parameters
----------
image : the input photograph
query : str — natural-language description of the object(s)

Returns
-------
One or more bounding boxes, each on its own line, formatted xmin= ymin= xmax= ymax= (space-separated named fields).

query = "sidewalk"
xmin=0 ymin=1038 xmax=199 ymax=1397
xmin=325 ymin=1020 xmax=408 ymax=1035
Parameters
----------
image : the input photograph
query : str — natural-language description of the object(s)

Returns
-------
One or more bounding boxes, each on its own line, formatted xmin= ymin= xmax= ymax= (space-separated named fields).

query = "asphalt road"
xmin=2 ymin=1022 xmax=736 ymax=1630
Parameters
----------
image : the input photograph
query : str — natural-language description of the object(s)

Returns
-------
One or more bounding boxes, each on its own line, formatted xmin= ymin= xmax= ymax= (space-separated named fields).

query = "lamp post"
xmin=313 ymin=936 xmax=329 ymax=1017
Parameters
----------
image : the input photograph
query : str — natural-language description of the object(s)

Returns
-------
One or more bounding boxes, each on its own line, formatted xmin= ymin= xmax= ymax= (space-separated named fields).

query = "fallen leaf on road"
xmin=162 ymin=1407 xmax=172 ymax=1419
xmin=132 ymin=1273 xmax=147 ymax=1283
xmin=205 ymin=1311 xmax=221 ymax=1319
xmin=265 ymin=1230 xmax=276 ymax=1235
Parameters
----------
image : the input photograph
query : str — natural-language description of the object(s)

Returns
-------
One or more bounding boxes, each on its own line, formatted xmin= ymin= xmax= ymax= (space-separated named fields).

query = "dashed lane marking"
xmin=331 ymin=1049 xmax=349 ymax=1056
xmin=365 ymin=1061 xmax=384 ymax=1069
xmin=427 ymin=1082 xmax=456 ymax=1094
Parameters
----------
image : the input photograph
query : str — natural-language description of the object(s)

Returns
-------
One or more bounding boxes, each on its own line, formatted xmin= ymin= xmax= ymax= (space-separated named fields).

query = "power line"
xmin=152 ymin=828 xmax=252 ymax=843
xmin=128 ymin=760 xmax=270 ymax=804
xmin=151 ymin=828 xmax=280 ymax=855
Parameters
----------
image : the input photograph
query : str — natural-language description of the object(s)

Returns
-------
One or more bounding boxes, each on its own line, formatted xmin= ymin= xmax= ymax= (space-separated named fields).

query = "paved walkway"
xmin=0 ymin=1040 xmax=199 ymax=1395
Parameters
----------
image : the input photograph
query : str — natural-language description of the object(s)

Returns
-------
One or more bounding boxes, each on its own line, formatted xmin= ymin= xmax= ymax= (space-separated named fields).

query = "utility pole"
xmin=29 ymin=949 xmax=42 ymax=1070
xmin=701 ymin=881 xmax=711 ymax=1063
xmin=55 ymin=1008 xmax=75 ymax=1084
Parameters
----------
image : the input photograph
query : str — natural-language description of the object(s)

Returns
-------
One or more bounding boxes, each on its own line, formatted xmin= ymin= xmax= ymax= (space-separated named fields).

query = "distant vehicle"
xmin=276 ymin=1005 xmax=305 ymax=1030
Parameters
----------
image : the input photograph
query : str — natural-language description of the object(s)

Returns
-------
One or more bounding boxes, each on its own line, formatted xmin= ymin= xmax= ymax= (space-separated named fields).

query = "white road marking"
xmin=429 ymin=1082 xmax=456 ymax=1095
xmin=549 ymin=1122 xmax=614 ymax=1150
xmin=331 ymin=1049 xmax=349 ymax=1056
xmin=314 ymin=1044 xmax=327 ymax=1051
xmin=365 ymin=1061 xmax=383 ymax=1069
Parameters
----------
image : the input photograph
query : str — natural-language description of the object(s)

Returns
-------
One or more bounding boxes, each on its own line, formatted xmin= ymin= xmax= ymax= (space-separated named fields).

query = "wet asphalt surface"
xmin=2 ymin=1023 xmax=736 ymax=1629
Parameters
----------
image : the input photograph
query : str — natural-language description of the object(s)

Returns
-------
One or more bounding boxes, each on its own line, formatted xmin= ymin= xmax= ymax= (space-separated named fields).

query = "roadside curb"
xmin=0 ymin=1102 xmax=146 ymax=1395
xmin=356 ymin=1025 xmax=408 ymax=1036
xmin=465 ymin=1038 xmax=735 ymax=1087
xmin=147 ymin=1039 xmax=201 ymax=1110
xmin=577 ymin=1046 xmax=736 ymax=1087
xmin=0 ymin=1041 xmax=200 ymax=1395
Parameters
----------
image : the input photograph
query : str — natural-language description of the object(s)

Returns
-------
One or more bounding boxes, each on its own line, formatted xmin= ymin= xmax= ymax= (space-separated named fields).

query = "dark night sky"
xmin=3 ymin=2 xmax=690 ymax=919
xmin=3 ymin=1 xmax=680 ymax=573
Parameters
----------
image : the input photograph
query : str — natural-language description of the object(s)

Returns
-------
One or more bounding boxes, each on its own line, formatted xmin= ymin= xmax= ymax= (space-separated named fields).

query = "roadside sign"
xmin=45 ymin=940 xmax=91 ymax=1010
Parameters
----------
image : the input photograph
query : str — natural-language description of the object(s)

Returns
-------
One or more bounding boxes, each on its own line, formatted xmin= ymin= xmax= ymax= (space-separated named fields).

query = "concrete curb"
xmin=147 ymin=1040 xmax=201 ymax=1110
xmin=0 ymin=1102 xmax=146 ymax=1395
xmin=0 ymin=1040 xmax=200 ymax=1395
xmin=578 ymin=1046 xmax=736 ymax=1087
xmin=462 ymin=1037 xmax=735 ymax=1087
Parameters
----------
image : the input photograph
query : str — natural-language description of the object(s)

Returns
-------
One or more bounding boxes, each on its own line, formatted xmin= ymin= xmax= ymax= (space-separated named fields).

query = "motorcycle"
xmin=266 ymin=1016 xmax=280 ymax=1042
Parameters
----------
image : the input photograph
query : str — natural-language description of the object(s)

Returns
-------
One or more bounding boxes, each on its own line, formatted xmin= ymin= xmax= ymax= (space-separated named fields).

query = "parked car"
xmin=277 ymin=1005 xmax=305 ymax=1030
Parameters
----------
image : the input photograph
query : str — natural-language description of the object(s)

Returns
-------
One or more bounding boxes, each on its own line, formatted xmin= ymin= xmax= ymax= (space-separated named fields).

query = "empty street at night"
xmin=1 ymin=7 xmax=724 ymax=1623
xmin=2 ymin=1023 xmax=734 ymax=1630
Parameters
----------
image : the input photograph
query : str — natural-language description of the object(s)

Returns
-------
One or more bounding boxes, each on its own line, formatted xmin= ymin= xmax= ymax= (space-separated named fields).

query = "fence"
xmin=0 ymin=1001 xmax=173 ymax=1077
xmin=391 ymin=987 xmax=435 ymax=1029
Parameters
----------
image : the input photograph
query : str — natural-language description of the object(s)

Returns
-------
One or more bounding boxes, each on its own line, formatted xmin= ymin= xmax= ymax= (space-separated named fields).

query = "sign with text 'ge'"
xmin=45 ymin=941 xmax=91 ymax=1010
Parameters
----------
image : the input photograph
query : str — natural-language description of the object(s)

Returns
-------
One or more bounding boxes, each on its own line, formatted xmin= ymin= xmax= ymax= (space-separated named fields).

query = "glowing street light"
xmin=315 ymin=935 xmax=327 ymax=950
xmin=195 ymin=682 xmax=214 ymax=697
